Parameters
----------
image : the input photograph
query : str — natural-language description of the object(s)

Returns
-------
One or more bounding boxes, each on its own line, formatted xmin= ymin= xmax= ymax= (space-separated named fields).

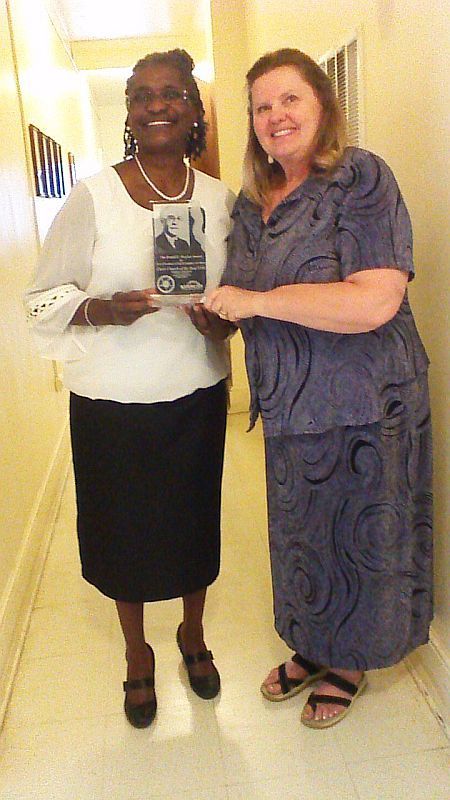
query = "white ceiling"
xmin=50 ymin=0 xmax=209 ymax=41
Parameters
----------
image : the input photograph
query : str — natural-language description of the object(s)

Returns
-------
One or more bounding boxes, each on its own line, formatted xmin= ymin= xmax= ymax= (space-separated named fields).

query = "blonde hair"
xmin=243 ymin=48 xmax=347 ymax=206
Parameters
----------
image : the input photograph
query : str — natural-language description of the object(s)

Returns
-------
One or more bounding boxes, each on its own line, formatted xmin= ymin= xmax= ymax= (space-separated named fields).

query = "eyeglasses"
xmin=128 ymin=88 xmax=190 ymax=107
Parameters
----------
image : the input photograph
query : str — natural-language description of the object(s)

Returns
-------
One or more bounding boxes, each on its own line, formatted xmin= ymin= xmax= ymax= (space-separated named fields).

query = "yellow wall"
xmin=210 ymin=0 xmax=251 ymax=413
xmin=0 ymin=0 xmax=99 ymax=718
xmin=11 ymin=0 xmax=101 ymax=179
xmin=72 ymin=34 xmax=210 ymax=71
xmin=1 ymin=0 xmax=447 ymax=725
xmin=240 ymin=0 xmax=450 ymax=722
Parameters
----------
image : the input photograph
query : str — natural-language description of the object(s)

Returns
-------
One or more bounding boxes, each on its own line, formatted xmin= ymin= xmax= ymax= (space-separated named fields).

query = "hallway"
xmin=0 ymin=414 xmax=448 ymax=799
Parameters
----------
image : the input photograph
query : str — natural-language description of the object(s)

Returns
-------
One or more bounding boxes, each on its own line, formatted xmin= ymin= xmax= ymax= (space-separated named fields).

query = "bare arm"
xmin=204 ymin=268 xmax=408 ymax=333
xmin=71 ymin=290 xmax=159 ymax=327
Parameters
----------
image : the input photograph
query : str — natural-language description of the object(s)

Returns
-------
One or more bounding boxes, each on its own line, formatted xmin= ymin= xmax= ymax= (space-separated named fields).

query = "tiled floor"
xmin=0 ymin=413 xmax=448 ymax=799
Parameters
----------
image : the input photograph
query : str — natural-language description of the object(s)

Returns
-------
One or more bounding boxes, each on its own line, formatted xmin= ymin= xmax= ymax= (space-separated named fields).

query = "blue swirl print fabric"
xmin=224 ymin=148 xmax=430 ymax=436
xmin=225 ymin=148 xmax=433 ymax=668
xmin=265 ymin=373 xmax=432 ymax=669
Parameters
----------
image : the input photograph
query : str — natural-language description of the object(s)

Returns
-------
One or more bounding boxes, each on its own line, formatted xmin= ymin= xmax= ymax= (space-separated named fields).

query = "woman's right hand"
xmin=73 ymin=291 xmax=159 ymax=327
xmin=109 ymin=290 xmax=159 ymax=325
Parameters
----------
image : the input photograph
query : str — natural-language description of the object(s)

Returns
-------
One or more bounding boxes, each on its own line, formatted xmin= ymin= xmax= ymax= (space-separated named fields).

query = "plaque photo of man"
xmin=154 ymin=206 xmax=190 ymax=253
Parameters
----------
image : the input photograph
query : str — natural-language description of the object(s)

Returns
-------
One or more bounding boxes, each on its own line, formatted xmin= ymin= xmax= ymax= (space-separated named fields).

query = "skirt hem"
xmin=81 ymin=571 xmax=219 ymax=604
xmin=274 ymin=622 xmax=433 ymax=671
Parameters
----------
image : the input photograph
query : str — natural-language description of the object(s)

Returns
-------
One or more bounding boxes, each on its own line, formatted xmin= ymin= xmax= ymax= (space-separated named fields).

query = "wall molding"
xmin=0 ymin=422 xmax=70 ymax=729
xmin=406 ymin=626 xmax=450 ymax=738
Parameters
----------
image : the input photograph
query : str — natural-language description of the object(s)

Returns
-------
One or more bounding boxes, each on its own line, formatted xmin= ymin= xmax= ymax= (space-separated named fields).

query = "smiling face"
xmin=251 ymin=65 xmax=323 ymax=173
xmin=126 ymin=63 xmax=196 ymax=156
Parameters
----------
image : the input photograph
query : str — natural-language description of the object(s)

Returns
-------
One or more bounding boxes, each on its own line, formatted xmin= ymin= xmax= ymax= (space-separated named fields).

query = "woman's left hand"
xmin=185 ymin=303 xmax=236 ymax=340
xmin=204 ymin=286 xmax=259 ymax=322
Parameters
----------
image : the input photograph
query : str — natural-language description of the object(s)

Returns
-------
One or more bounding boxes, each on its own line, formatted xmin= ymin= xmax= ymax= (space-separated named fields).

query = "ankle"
xmin=181 ymin=620 xmax=204 ymax=638
xmin=126 ymin=642 xmax=151 ymax=661
xmin=329 ymin=668 xmax=363 ymax=681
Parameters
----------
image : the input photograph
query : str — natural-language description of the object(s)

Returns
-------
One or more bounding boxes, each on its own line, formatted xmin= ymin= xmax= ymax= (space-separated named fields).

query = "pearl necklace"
xmin=134 ymin=154 xmax=190 ymax=201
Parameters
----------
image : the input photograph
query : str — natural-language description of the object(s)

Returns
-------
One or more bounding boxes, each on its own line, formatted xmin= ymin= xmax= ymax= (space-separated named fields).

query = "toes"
xmin=319 ymin=705 xmax=340 ymax=720
xmin=304 ymin=703 xmax=342 ymax=721
xmin=263 ymin=669 xmax=278 ymax=687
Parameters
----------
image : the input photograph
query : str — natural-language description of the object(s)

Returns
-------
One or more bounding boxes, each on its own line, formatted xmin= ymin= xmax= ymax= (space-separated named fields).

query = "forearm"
xmin=71 ymin=298 xmax=114 ymax=326
xmin=253 ymin=283 xmax=376 ymax=333
xmin=71 ymin=291 xmax=160 ymax=327
xmin=252 ymin=276 xmax=405 ymax=333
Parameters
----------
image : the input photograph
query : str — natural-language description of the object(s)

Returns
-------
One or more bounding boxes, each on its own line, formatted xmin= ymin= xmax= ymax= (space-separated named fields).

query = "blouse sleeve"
xmin=224 ymin=187 xmax=237 ymax=218
xmin=24 ymin=181 xmax=98 ymax=361
xmin=336 ymin=150 xmax=414 ymax=281
xmin=219 ymin=191 xmax=241 ymax=286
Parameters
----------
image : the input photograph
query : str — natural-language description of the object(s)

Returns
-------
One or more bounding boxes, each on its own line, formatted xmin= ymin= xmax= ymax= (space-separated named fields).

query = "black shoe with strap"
xmin=123 ymin=643 xmax=157 ymax=728
xmin=176 ymin=623 xmax=220 ymax=700
xmin=260 ymin=652 xmax=327 ymax=702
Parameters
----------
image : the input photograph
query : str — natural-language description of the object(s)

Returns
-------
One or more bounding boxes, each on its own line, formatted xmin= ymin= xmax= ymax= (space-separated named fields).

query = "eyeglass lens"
xmin=129 ymin=88 xmax=189 ymax=106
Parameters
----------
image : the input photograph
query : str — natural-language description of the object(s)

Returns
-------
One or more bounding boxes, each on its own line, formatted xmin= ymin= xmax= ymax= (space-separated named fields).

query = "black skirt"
xmin=70 ymin=380 xmax=227 ymax=602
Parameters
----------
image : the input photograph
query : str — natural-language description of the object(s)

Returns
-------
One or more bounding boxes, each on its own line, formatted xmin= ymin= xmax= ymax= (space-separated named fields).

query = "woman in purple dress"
xmin=205 ymin=48 xmax=432 ymax=729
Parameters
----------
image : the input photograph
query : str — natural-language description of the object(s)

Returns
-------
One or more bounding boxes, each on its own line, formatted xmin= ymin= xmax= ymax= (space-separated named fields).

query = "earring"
xmin=123 ymin=122 xmax=137 ymax=158
xmin=186 ymin=120 xmax=205 ymax=160
xmin=268 ymin=154 xmax=274 ymax=164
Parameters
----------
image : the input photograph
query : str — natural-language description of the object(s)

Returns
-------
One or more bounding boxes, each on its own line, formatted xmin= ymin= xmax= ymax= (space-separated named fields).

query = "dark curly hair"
xmin=123 ymin=49 xmax=207 ymax=161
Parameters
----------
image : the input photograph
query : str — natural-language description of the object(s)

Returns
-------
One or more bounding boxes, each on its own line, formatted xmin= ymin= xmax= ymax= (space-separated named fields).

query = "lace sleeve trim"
xmin=26 ymin=284 xmax=83 ymax=322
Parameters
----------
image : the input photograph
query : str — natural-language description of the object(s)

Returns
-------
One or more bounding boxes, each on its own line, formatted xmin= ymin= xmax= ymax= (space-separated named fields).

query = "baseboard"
xmin=0 ymin=422 xmax=71 ymax=729
xmin=406 ymin=626 xmax=450 ymax=738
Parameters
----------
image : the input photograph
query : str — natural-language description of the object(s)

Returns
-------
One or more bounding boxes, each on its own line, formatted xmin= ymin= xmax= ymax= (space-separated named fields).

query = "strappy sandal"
xmin=260 ymin=653 xmax=327 ymax=702
xmin=123 ymin=643 xmax=157 ymax=728
xmin=301 ymin=670 xmax=367 ymax=728
xmin=176 ymin=623 xmax=220 ymax=699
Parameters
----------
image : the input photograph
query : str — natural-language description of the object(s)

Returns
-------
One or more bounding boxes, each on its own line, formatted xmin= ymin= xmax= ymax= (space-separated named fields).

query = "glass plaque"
xmin=151 ymin=203 xmax=206 ymax=306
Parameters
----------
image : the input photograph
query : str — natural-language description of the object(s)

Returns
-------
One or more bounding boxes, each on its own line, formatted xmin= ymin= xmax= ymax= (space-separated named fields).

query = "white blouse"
xmin=25 ymin=167 xmax=235 ymax=403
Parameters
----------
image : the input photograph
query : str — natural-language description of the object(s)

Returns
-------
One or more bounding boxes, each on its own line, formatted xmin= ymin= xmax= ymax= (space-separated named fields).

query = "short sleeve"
xmin=224 ymin=187 xmax=237 ymax=217
xmin=220 ymin=191 xmax=242 ymax=286
xmin=336 ymin=150 xmax=414 ymax=281
xmin=24 ymin=181 xmax=98 ymax=361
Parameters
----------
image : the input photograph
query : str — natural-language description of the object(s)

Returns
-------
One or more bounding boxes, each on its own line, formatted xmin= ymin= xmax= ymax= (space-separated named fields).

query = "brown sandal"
xmin=301 ymin=670 xmax=367 ymax=728
xmin=260 ymin=653 xmax=327 ymax=702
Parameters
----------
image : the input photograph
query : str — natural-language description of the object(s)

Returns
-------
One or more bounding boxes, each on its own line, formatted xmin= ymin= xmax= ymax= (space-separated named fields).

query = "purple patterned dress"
xmin=224 ymin=148 xmax=432 ymax=669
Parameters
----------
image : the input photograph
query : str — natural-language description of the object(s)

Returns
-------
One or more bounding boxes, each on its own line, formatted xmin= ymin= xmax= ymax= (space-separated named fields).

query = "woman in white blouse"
xmin=25 ymin=49 xmax=234 ymax=729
